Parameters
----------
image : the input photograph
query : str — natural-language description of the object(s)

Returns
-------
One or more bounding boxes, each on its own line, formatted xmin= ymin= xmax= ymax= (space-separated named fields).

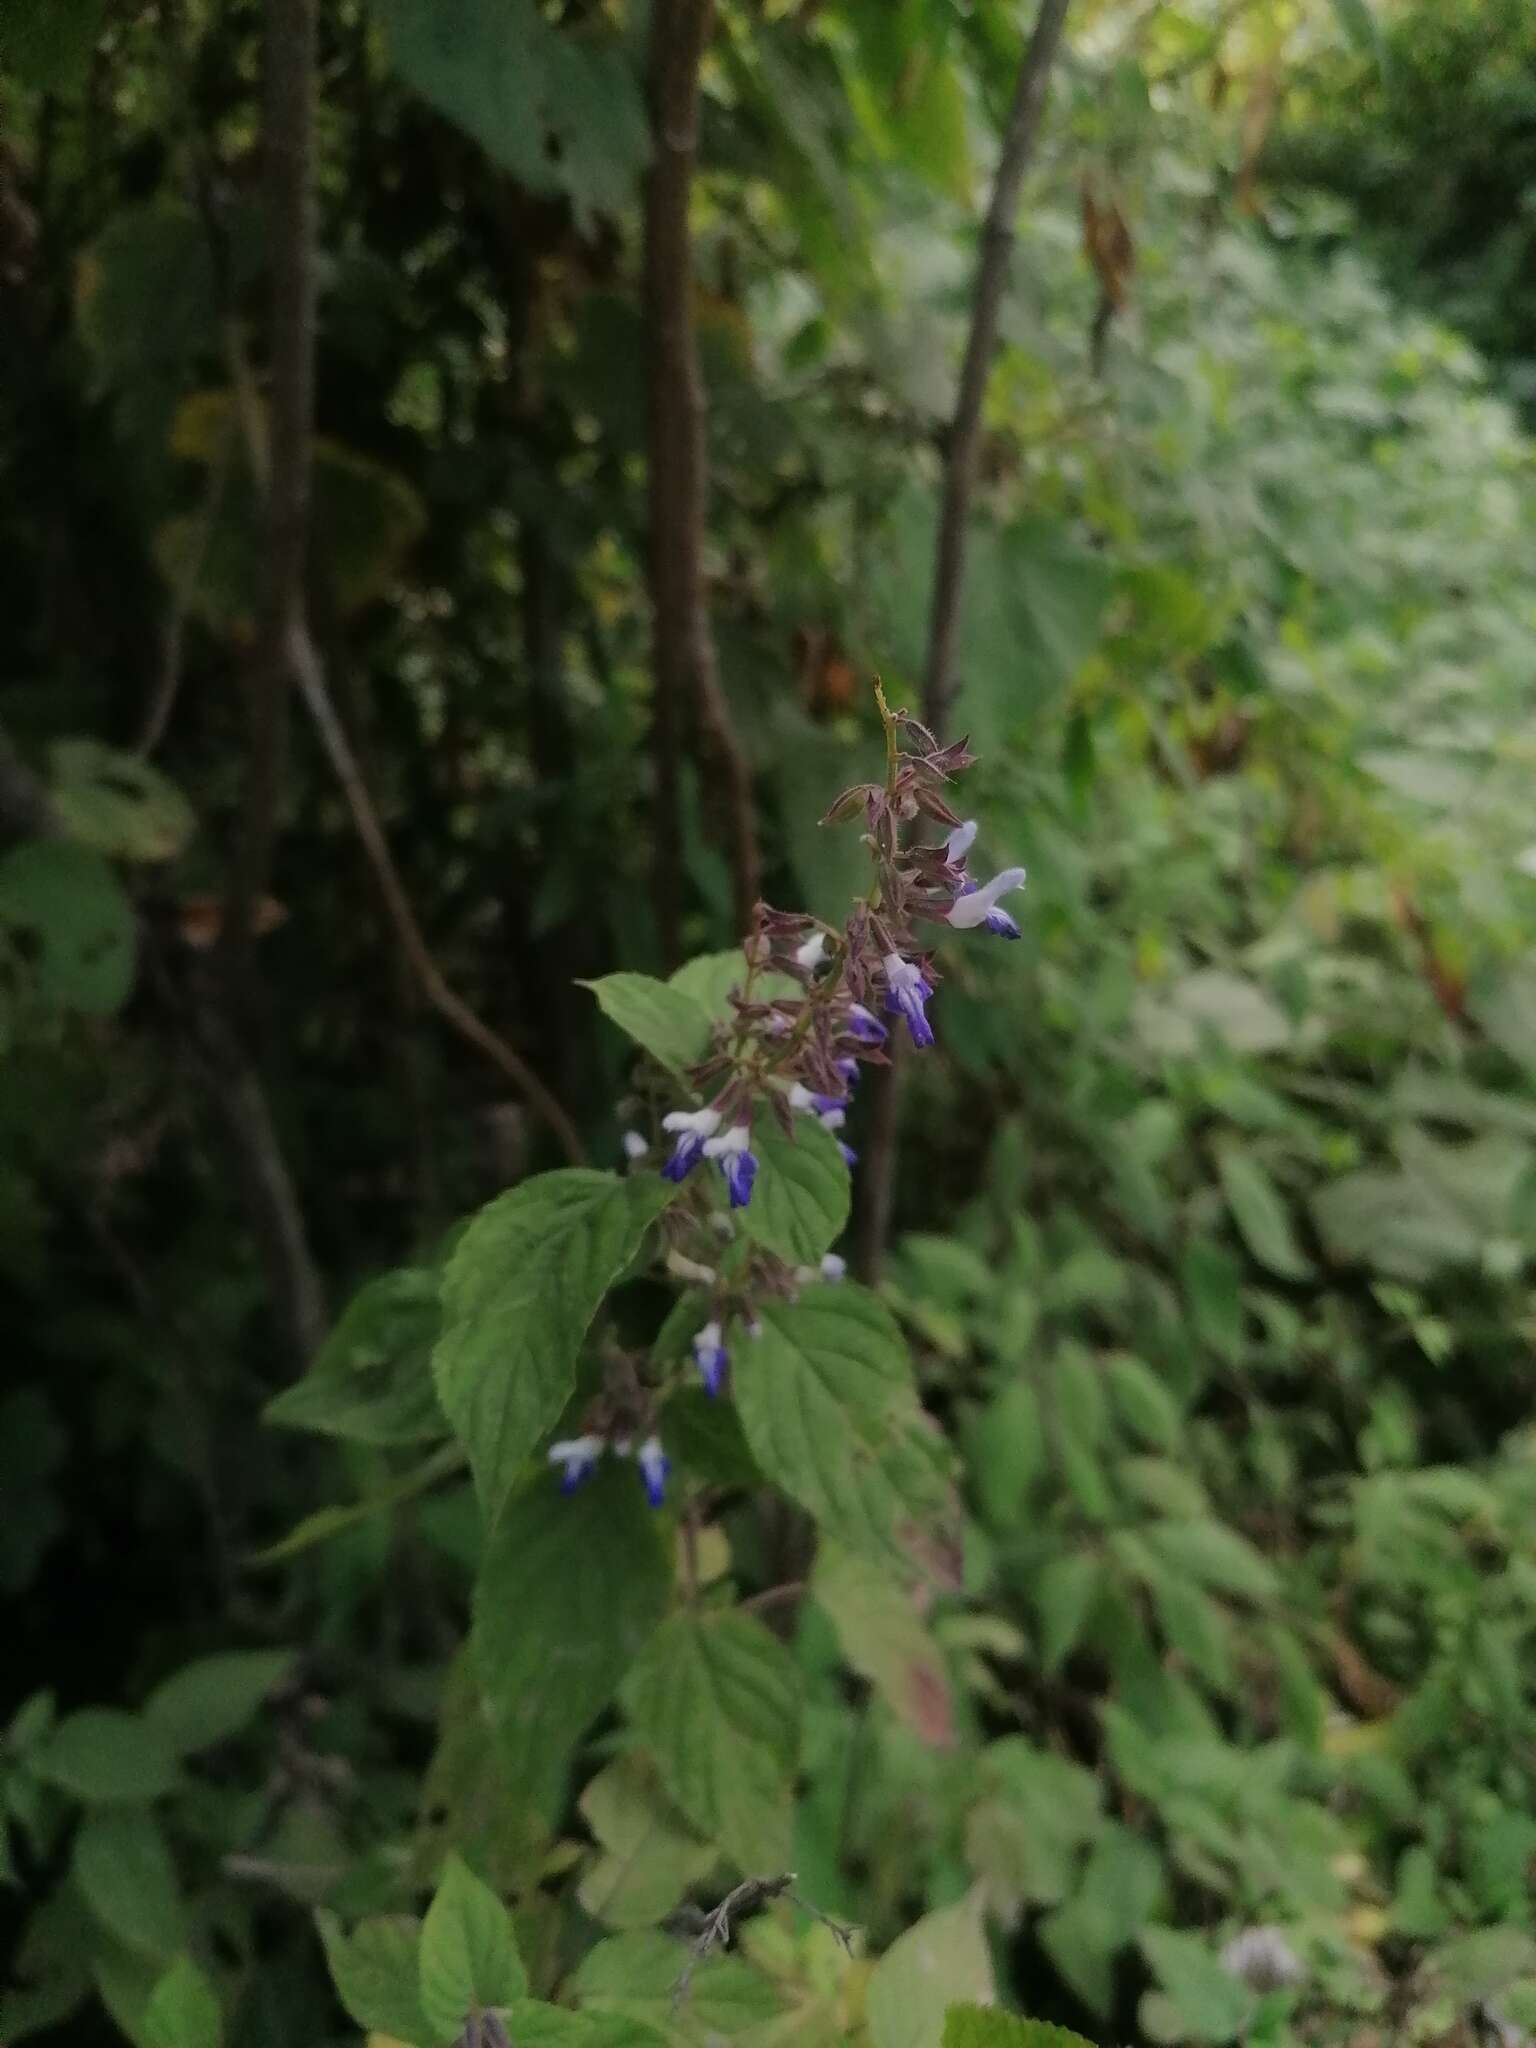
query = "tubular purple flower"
xmin=845 ymin=1003 xmax=888 ymax=1046
xmin=548 ymin=1434 xmax=604 ymax=1493
xmin=790 ymin=1082 xmax=847 ymax=1117
xmin=704 ymin=1123 xmax=758 ymax=1207
xmin=834 ymin=1055 xmax=860 ymax=1087
xmin=692 ymin=1319 xmax=728 ymax=1396
xmin=661 ymin=1105 xmax=721 ymax=1181
xmin=838 ymin=1140 xmax=858 ymax=1169
xmin=636 ymin=1435 xmax=670 ymax=1508
xmin=882 ymin=952 xmax=935 ymax=1048
xmin=947 ymin=866 xmax=1026 ymax=937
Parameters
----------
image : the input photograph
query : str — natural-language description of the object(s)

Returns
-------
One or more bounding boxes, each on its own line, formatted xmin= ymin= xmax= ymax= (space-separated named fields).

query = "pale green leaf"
xmin=48 ymin=741 xmax=194 ymax=863
xmin=418 ymin=1853 xmax=526 ymax=2039
xmin=1140 ymin=1927 xmax=1252 ymax=2044
xmin=813 ymin=1543 xmax=955 ymax=1747
xmin=316 ymin=1911 xmax=432 ymax=2046
xmin=943 ymin=2007 xmax=1092 ymax=2048
xmin=577 ymin=1756 xmax=716 ymax=1930
xmin=867 ymin=1893 xmax=993 ymax=2048
xmin=581 ymin=974 xmax=712 ymax=1078
xmin=574 ymin=1929 xmax=781 ymax=2044
xmin=1215 ymin=1146 xmax=1312 ymax=1281
xmin=142 ymin=1957 xmax=221 ymax=2048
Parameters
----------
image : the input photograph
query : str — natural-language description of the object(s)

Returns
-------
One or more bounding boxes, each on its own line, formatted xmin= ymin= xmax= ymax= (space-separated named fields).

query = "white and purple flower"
xmin=882 ymin=952 xmax=935 ymax=1048
xmin=548 ymin=1434 xmax=604 ymax=1493
xmin=703 ymin=1123 xmax=758 ymax=1207
xmin=621 ymin=1129 xmax=649 ymax=1162
xmin=693 ymin=1319 xmax=729 ymax=1396
xmin=948 ymin=865 xmax=1026 ymax=940
xmin=845 ymin=1003 xmax=888 ymax=1047
xmin=789 ymin=1081 xmax=847 ymax=1117
xmin=795 ymin=929 xmax=830 ymax=972
xmin=945 ymin=818 xmax=979 ymax=866
xmin=661 ymin=1105 xmax=721 ymax=1181
xmin=636 ymin=1435 xmax=670 ymax=1509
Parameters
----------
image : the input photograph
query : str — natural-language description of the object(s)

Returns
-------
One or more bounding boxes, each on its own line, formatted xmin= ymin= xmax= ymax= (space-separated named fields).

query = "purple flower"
xmin=693 ymin=1319 xmax=728 ymax=1396
xmin=882 ymin=952 xmax=935 ymax=1048
xmin=838 ymin=1141 xmax=858 ymax=1169
xmin=636 ymin=1435 xmax=670 ymax=1508
xmin=834 ymin=1056 xmax=860 ymax=1087
xmin=947 ymin=866 xmax=1026 ymax=939
xmin=820 ymin=1252 xmax=847 ymax=1282
xmin=661 ymin=1105 xmax=721 ymax=1181
xmin=704 ymin=1123 xmax=758 ymax=1207
xmin=548 ymin=1434 xmax=604 ymax=1493
xmin=845 ymin=1003 xmax=888 ymax=1047
xmin=790 ymin=1082 xmax=847 ymax=1117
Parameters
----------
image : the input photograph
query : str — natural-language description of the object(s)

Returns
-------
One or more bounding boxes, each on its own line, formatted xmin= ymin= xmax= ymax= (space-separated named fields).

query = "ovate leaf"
xmin=142 ymin=1957 xmax=221 ymax=2048
xmin=73 ymin=1808 xmax=185 ymax=1959
xmin=433 ymin=1170 xmax=676 ymax=1520
xmin=419 ymin=1853 xmax=526 ymax=2040
xmin=474 ymin=1461 xmax=670 ymax=1806
xmin=623 ymin=1611 xmax=800 ymax=1874
xmin=867 ymin=1894 xmax=994 ymax=2048
xmin=813 ymin=1543 xmax=956 ymax=1747
xmin=143 ymin=1650 xmax=293 ymax=1756
xmin=943 ymin=2007 xmax=1093 ymax=2048
xmin=1215 ymin=1147 xmax=1311 ymax=1281
xmin=739 ymin=1109 xmax=850 ymax=1267
xmin=315 ymin=1912 xmax=431 ymax=2046
xmin=49 ymin=742 xmax=194 ymax=863
xmin=574 ymin=1930 xmax=780 ymax=2044
xmin=1139 ymin=1927 xmax=1251 ymax=2044
xmin=577 ymin=1755 xmax=716 ymax=1930
xmin=581 ymin=974 xmax=712 ymax=1078
xmin=35 ymin=1710 xmax=179 ymax=1803
xmin=265 ymin=1268 xmax=444 ymax=1447
xmin=732 ymin=1287 xmax=952 ymax=1569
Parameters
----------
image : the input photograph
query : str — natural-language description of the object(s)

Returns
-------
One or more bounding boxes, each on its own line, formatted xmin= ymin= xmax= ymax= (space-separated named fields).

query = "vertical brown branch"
xmin=644 ymin=0 xmax=760 ymax=958
xmin=860 ymin=0 xmax=1072 ymax=1280
xmin=922 ymin=0 xmax=1073 ymax=738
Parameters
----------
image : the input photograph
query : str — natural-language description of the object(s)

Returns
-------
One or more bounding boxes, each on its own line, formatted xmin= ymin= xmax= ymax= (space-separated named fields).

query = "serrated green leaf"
xmin=1140 ymin=1927 xmax=1252 ymax=2044
xmin=574 ymin=1929 xmax=781 ymax=2044
xmin=623 ymin=1610 xmax=800 ymax=1874
xmin=142 ymin=1957 xmax=221 ymax=2048
xmin=419 ymin=1853 xmax=526 ymax=2039
xmin=316 ymin=1911 xmax=432 ymax=2046
xmin=581 ymin=974 xmax=713 ymax=1078
xmin=35 ymin=1710 xmax=179 ymax=1804
xmin=867 ymin=1893 xmax=993 ymax=2048
xmin=739 ymin=1109 xmax=850 ymax=1267
xmin=73 ymin=1808 xmax=185 ymax=1959
xmin=266 ymin=1269 xmax=444 ymax=1446
xmin=474 ymin=1461 xmax=670 ymax=1807
xmin=48 ymin=741 xmax=195 ymax=863
xmin=433 ymin=1170 xmax=675 ymax=1520
xmin=732 ymin=1286 xmax=951 ymax=1569
xmin=1215 ymin=1147 xmax=1312 ymax=1281
xmin=943 ymin=2005 xmax=1094 ymax=2048
xmin=143 ymin=1651 xmax=293 ymax=1756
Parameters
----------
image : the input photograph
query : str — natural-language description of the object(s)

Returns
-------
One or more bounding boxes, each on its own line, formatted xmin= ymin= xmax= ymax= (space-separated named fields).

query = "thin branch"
xmin=861 ymin=0 xmax=1072 ymax=1281
xmin=922 ymin=0 xmax=1073 ymax=737
xmin=139 ymin=409 xmax=236 ymax=756
xmin=244 ymin=0 xmax=584 ymax=1165
xmin=670 ymin=1874 xmax=854 ymax=2011
xmin=645 ymin=0 xmax=760 ymax=956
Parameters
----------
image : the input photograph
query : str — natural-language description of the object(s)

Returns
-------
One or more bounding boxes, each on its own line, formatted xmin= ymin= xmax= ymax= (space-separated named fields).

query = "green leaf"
xmin=581 ymin=974 xmax=713 ymax=1078
xmin=576 ymin=1755 xmax=716 ymax=1931
xmin=813 ymin=1543 xmax=956 ymax=1747
xmin=1034 ymin=1550 xmax=1103 ymax=1672
xmin=1215 ymin=1147 xmax=1312 ymax=1281
xmin=35 ymin=1710 xmax=179 ymax=1804
xmin=1139 ymin=1927 xmax=1252 ymax=2044
xmin=142 ymin=1957 xmax=221 ymax=2048
xmin=474 ymin=1460 xmax=670 ymax=1807
xmin=433 ymin=1170 xmax=676 ymax=1520
xmin=1182 ymin=1239 xmax=1244 ymax=1362
xmin=1105 ymin=1355 xmax=1181 ymax=1449
xmin=1144 ymin=1519 xmax=1277 ymax=1602
xmin=623 ymin=1610 xmax=800 ymax=1873
xmin=943 ymin=2006 xmax=1094 ymax=2048
xmin=372 ymin=0 xmax=649 ymax=227
xmin=739 ymin=1109 xmax=850 ymax=1267
xmin=574 ymin=1929 xmax=781 ymax=2043
xmin=0 ymin=841 xmax=135 ymax=1018
xmin=143 ymin=1651 xmax=293 ymax=1756
xmin=419 ymin=1853 xmax=527 ymax=2039
xmin=965 ymin=1741 xmax=1103 ymax=1911
xmin=48 ymin=742 xmax=195 ymax=863
xmin=867 ymin=1893 xmax=994 ymax=2048
xmin=1327 ymin=0 xmax=1386 ymax=75
xmin=265 ymin=1269 xmax=445 ymax=1447
xmin=732 ymin=1286 xmax=952 ymax=1569
xmin=73 ymin=1808 xmax=185 ymax=1959
xmin=316 ymin=1911 xmax=432 ymax=2046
